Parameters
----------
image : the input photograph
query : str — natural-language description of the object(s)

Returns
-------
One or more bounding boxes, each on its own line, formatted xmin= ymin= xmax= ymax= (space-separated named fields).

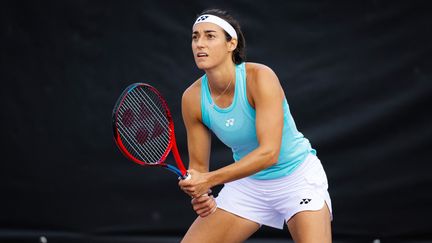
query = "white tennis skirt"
xmin=215 ymin=153 xmax=333 ymax=229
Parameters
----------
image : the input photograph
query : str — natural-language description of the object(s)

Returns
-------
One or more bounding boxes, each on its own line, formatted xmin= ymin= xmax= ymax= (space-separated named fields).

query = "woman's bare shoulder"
xmin=245 ymin=62 xmax=275 ymax=76
xmin=183 ymin=78 xmax=201 ymax=100
xmin=245 ymin=62 xmax=279 ymax=87
xmin=182 ymin=78 xmax=203 ymax=119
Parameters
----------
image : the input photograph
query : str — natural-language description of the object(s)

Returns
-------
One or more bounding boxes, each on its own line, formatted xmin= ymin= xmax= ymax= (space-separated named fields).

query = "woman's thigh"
xmin=181 ymin=208 xmax=261 ymax=243
xmin=287 ymin=203 xmax=332 ymax=243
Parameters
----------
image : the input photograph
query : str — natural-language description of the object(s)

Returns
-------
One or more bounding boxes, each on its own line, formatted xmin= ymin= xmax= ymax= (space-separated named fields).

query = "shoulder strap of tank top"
xmin=200 ymin=75 xmax=212 ymax=129
xmin=236 ymin=63 xmax=255 ymax=114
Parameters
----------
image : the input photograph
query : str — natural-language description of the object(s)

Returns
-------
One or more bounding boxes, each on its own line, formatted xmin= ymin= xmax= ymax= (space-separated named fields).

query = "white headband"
xmin=193 ymin=14 xmax=238 ymax=39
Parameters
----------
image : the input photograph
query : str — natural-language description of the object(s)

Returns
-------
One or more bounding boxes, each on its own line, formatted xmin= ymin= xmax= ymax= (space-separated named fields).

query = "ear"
xmin=227 ymin=38 xmax=238 ymax=52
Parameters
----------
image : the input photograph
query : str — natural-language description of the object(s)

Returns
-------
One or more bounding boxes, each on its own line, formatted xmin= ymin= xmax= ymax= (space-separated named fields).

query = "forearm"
xmin=189 ymin=159 xmax=209 ymax=173
xmin=187 ymin=137 xmax=211 ymax=173
xmin=207 ymin=146 xmax=279 ymax=187
xmin=185 ymin=126 xmax=211 ymax=173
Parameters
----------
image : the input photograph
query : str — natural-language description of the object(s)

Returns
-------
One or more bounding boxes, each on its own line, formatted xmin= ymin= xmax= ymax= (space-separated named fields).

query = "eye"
xmin=207 ymin=34 xmax=215 ymax=39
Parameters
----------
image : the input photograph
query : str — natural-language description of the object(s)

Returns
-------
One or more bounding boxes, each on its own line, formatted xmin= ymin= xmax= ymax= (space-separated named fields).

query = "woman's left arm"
xmin=184 ymin=65 xmax=285 ymax=198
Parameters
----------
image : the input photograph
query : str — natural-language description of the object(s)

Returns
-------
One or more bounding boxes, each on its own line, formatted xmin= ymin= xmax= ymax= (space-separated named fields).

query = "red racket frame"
xmin=112 ymin=83 xmax=188 ymax=179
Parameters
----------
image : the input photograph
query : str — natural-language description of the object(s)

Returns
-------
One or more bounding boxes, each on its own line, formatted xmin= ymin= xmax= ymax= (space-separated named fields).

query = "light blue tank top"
xmin=200 ymin=63 xmax=316 ymax=180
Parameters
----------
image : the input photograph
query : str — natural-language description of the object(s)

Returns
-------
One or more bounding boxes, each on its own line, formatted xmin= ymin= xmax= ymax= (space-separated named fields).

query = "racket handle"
xmin=179 ymin=173 xmax=191 ymax=180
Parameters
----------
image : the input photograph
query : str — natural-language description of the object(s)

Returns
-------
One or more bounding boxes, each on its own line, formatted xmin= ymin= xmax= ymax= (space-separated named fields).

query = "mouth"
xmin=196 ymin=52 xmax=208 ymax=58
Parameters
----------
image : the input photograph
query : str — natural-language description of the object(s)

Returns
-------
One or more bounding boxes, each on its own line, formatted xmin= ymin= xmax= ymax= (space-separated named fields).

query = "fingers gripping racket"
xmin=112 ymin=83 xmax=190 ymax=180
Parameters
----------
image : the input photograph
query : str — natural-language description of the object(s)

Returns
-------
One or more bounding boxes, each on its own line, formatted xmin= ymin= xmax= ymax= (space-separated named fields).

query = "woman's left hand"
xmin=178 ymin=169 xmax=212 ymax=198
xmin=191 ymin=192 xmax=217 ymax=217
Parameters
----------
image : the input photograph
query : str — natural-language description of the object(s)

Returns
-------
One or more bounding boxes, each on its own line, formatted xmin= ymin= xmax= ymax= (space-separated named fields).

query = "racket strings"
xmin=118 ymin=101 xmax=168 ymax=163
xmin=117 ymin=120 xmax=160 ymax=163
xmin=119 ymin=97 xmax=169 ymax=162
xmin=117 ymin=105 xmax=167 ymax=164
xmin=134 ymin=89 xmax=172 ymax=134
xmin=123 ymin=96 xmax=170 ymax=149
xmin=116 ymin=87 xmax=173 ymax=164
xmin=132 ymin=88 xmax=172 ymax=146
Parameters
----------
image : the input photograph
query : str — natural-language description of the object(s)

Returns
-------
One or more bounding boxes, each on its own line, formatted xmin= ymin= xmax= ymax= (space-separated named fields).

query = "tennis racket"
xmin=112 ymin=83 xmax=189 ymax=180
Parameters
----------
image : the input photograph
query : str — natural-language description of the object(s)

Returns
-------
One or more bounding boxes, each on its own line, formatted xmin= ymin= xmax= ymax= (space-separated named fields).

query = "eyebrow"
xmin=192 ymin=30 xmax=217 ymax=35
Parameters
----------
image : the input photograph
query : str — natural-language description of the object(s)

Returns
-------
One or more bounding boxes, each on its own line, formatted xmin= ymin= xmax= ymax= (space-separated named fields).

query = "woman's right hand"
xmin=191 ymin=192 xmax=217 ymax=217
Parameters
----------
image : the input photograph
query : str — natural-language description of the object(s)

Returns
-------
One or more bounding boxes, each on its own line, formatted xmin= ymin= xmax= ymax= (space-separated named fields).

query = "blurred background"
xmin=1 ymin=0 xmax=431 ymax=242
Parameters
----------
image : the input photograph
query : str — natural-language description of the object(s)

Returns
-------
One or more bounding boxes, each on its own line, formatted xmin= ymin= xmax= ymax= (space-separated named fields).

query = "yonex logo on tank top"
xmin=225 ymin=118 xmax=235 ymax=127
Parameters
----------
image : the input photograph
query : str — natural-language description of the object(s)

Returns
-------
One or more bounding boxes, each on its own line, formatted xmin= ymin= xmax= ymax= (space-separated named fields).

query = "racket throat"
xmin=171 ymin=139 xmax=188 ymax=176
xmin=164 ymin=164 xmax=189 ymax=179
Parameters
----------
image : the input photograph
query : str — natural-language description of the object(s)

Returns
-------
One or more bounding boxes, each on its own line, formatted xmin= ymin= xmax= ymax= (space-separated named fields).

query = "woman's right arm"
xmin=181 ymin=81 xmax=216 ymax=217
xmin=181 ymin=81 xmax=211 ymax=173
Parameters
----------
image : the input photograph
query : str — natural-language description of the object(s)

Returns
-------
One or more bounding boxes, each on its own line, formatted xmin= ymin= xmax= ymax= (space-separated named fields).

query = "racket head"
xmin=112 ymin=83 xmax=175 ymax=167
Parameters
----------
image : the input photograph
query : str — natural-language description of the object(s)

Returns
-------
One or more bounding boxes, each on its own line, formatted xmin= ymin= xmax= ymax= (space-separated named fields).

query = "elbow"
xmin=268 ymin=154 xmax=279 ymax=167
xmin=260 ymin=147 xmax=280 ymax=168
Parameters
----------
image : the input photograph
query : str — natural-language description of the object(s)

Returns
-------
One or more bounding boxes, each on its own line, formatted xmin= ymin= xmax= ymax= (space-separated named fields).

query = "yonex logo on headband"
xmin=196 ymin=15 xmax=210 ymax=22
xmin=193 ymin=14 xmax=238 ymax=39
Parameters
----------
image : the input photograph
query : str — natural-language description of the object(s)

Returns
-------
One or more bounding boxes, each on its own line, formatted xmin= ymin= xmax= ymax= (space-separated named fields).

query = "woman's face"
xmin=192 ymin=22 xmax=235 ymax=70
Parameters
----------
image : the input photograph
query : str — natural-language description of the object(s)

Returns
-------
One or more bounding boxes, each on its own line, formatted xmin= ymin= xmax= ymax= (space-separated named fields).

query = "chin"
xmin=195 ymin=61 xmax=212 ymax=70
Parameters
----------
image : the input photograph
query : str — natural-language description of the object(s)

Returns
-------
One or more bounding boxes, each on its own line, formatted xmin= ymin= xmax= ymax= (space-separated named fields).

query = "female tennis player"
xmin=179 ymin=9 xmax=332 ymax=243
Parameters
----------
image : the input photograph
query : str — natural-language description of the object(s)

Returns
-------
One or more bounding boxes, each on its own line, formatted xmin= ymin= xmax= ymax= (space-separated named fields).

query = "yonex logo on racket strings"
xmin=121 ymin=104 xmax=166 ymax=145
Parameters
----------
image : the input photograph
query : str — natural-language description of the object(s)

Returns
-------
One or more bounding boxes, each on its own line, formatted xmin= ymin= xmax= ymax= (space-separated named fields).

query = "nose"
xmin=194 ymin=36 xmax=205 ymax=49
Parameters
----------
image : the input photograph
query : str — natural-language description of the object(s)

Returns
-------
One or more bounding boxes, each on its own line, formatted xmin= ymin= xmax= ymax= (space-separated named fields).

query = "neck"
xmin=205 ymin=61 xmax=236 ymax=93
